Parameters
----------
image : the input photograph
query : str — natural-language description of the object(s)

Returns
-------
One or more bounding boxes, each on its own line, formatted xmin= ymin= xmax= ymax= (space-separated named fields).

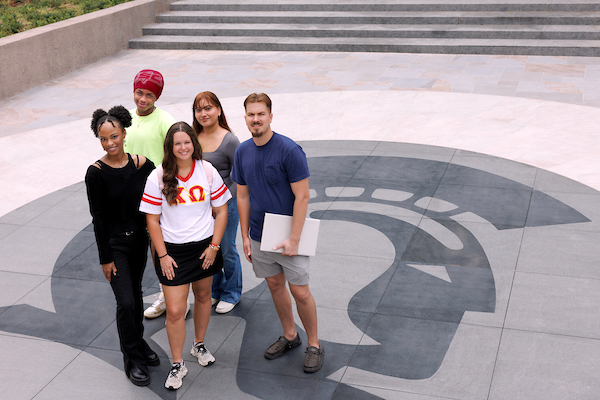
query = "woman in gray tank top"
xmin=192 ymin=91 xmax=242 ymax=314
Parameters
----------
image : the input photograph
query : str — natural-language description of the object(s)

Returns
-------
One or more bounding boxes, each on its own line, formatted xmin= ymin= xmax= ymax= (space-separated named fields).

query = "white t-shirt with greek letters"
xmin=140 ymin=159 xmax=231 ymax=244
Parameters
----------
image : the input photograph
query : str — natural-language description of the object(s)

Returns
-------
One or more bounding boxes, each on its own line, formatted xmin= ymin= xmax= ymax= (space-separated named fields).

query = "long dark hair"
xmin=192 ymin=91 xmax=232 ymax=134
xmin=162 ymin=121 xmax=203 ymax=205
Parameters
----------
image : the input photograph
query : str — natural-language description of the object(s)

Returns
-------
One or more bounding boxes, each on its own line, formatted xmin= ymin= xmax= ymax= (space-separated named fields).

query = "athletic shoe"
xmin=190 ymin=342 xmax=215 ymax=366
xmin=303 ymin=345 xmax=324 ymax=373
xmin=144 ymin=293 xmax=166 ymax=318
xmin=215 ymin=300 xmax=236 ymax=314
xmin=264 ymin=334 xmax=301 ymax=360
xmin=165 ymin=362 xmax=187 ymax=390
xmin=211 ymin=297 xmax=219 ymax=306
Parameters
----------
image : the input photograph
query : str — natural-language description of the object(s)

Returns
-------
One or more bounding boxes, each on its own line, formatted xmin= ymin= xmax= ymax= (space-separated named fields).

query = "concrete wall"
xmin=0 ymin=0 xmax=174 ymax=101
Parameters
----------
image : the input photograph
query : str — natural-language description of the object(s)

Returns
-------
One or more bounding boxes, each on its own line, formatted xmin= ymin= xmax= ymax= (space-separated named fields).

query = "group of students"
xmin=85 ymin=70 xmax=324 ymax=390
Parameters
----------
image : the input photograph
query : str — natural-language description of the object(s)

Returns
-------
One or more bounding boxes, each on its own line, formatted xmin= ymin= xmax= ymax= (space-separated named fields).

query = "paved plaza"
xmin=2 ymin=50 xmax=600 ymax=399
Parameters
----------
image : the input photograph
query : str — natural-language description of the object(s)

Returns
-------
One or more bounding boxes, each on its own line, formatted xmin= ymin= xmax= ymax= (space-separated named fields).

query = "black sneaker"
xmin=264 ymin=334 xmax=301 ymax=360
xmin=303 ymin=344 xmax=324 ymax=373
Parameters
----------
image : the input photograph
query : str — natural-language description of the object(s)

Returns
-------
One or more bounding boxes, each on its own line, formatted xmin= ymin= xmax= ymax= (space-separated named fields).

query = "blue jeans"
xmin=212 ymin=197 xmax=242 ymax=304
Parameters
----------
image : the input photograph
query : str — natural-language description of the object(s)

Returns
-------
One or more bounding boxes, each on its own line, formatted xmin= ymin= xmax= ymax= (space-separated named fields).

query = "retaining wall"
xmin=0 ymin=0 xmax=173 ymax=101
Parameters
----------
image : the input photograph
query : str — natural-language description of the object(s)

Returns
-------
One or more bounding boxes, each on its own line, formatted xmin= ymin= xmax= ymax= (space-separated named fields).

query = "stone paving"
xmin=1 ymin=49 xmax=600 ymax=399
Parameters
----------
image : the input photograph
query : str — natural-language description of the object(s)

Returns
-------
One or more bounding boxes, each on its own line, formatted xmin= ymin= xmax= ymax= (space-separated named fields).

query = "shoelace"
xmin=169 ymin=363 xmax=182 ymax=377
xmin=194 ymin=343 xmax=206 ymax=354
xmin=151 ymin=295 xmax=163 ymax=307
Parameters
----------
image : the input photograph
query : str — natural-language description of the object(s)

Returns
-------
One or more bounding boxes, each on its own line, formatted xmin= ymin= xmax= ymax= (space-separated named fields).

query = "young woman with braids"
xmin=139 ymin=121 xmax=231 ymax=390
xmin=85 ymin=105 xmax=160 ymax=387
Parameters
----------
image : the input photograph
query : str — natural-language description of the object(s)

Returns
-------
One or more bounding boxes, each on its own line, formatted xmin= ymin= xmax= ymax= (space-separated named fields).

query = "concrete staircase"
xmin=129 ymin=0 xmax=600 ymax=56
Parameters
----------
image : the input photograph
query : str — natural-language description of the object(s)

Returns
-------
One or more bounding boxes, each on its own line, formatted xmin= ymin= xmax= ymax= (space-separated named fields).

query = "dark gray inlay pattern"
xmin=0 ymin=141 xmax=595 ymax=399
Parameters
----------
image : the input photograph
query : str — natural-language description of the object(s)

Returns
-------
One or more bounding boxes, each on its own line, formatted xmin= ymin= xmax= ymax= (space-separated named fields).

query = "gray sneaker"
xmin=190 ymin=342 xmax=215 ymax=366
xmin=165 ymin=362 xmax=188 ymax=390
xmin=264 ymin=334 xmax=301 ymax=360
xmin=303 ymin=345 xmax=324 ymax=373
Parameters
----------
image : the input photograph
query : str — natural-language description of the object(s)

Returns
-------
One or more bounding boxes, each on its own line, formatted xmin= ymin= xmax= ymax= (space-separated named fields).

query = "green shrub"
xmin=0 ymin=0 xmax=132 ymax=38
xmin=0 ymin=11 xmax=23 ymax=36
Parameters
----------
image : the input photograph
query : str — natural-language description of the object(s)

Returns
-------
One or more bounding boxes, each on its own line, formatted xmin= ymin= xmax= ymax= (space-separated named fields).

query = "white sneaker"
xmin=144 ymin=293 xmax=166 ymax=318
xmin=211 ymin=297 xmax=219 ymax=306
xmin=165 ymin=361 xmax=188 ymax=390
xmin=190 ymin=342 xmax=215 ymax=366
xmin=215 ymin=300 xmax=236 ymax=314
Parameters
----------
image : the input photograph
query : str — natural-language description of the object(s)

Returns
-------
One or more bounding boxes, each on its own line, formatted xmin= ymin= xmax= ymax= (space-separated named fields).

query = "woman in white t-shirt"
xmin=140 ymin=121 xmax=231 ymax=390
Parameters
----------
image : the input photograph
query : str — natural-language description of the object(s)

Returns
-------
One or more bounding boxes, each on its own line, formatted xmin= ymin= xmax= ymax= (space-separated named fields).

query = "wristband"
xmin=209 ymin=243 xmax=220 ymax=251
xmin=158 ymin=253 xmax=168 ymax=259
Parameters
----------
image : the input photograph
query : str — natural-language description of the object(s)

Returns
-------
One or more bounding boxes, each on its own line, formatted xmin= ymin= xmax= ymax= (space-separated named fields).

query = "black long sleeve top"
xmin=84 ymin=154 xmax=155 ymax=264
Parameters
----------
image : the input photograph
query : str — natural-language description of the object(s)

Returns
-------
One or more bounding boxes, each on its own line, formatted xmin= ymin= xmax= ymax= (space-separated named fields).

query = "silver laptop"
xmin=260 ymin=213 xmax=320 ymax=257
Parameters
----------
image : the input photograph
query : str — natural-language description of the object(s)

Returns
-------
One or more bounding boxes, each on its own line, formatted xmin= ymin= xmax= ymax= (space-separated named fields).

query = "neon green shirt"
xmin=125 ymin=107 xmax=176 ymax=166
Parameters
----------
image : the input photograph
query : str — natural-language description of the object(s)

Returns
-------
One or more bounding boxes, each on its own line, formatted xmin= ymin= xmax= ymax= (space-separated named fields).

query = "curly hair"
xmin=90 ymin=105 xmax=132 ymax=137
xmin=191 ymin=91 xmax=232 ymax=134
xmin=162 ymin=121 xmax=203 ymax=205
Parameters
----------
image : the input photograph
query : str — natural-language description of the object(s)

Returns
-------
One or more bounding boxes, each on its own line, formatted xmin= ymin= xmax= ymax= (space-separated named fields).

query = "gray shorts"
xmin=250 ymin=239 xmax=310 ymax=286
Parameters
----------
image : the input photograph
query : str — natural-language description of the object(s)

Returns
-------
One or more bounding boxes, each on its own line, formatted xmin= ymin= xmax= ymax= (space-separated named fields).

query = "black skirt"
xmin=156 ymin=236 xmax=223 ymax=286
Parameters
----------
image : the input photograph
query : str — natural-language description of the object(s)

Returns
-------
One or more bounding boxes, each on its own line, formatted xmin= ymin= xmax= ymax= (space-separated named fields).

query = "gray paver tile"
xmin=489 ymin=329 xmax=600 ymax=400
xmin=518 ymin=226 xmax=600 ymax=278
xmin=27 ymin=191 xmax=92 ymax=230
xmin=341 ymin=323 xmax=500 ymax=400
xmin=0 ymin=189 xmax=73 ymax=226
xmin=0 ymin=223 xmax=19 ymax=240
xmin=0 ymin=225 xmax=80 ymax=275
xmin=0 ymin=271 xmax=48 ymax=309
xmin=505 ymin=271 xmax=600 ymax=338
xmin=0 ymin=334 xmax=81 ymax=400
xmin=534 ymin=168 xmax=600 ymax=195
xmin=34 ymin=347 xmax=164 ymax=400
xmin=448 ymin=153 xmax=537 ymax=188
xmin=0 ymin=276 xmax=116 ymax=345
xmin=540 ymin=191 xmax=600 ymax=232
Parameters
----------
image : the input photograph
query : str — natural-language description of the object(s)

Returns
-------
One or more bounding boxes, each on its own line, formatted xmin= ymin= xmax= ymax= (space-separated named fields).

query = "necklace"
xmin=136 ymin=107 xmax=155 ymax=128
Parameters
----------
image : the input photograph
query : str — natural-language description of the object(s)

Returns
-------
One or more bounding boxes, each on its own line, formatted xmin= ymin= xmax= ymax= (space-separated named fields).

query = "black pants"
xmin=109 ymin=232 xmax=153 ymax=375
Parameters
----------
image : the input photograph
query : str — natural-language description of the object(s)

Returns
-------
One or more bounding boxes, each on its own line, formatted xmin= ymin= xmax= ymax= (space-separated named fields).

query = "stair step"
xmin=142 ymin=23 xmax=600 ymax=40
xmin=155 ymin=11 xmax=600 ymax=25
xmin=131 ymin=1 xmax=600 ymax=56
xmin=129 ymin=35 xmax=600 ymax=56
xmin=171 ymin=0 xmax=600 ymax=12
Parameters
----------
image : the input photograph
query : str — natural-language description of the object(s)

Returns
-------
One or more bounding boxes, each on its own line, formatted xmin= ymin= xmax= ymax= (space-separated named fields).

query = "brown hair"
xmin=243 ymin=93 xmax=272 ymax=113
xmin=162 ymin=121 xmax=203 ymax=205
xmin=192 ymin=91 xmax=232 ymax=134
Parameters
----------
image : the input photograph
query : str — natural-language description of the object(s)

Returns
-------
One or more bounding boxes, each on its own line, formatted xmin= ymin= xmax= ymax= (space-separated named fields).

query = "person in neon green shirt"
xmin=125 ymin=69 xmax=176 ymax=166
xmin=125 ymin=69 xmax=176 ymax=319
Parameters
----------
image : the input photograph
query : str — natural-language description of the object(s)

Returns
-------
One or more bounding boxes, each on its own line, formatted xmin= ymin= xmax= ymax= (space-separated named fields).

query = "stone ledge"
xmin=0 ymin=0 xmax=174 ymax=101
